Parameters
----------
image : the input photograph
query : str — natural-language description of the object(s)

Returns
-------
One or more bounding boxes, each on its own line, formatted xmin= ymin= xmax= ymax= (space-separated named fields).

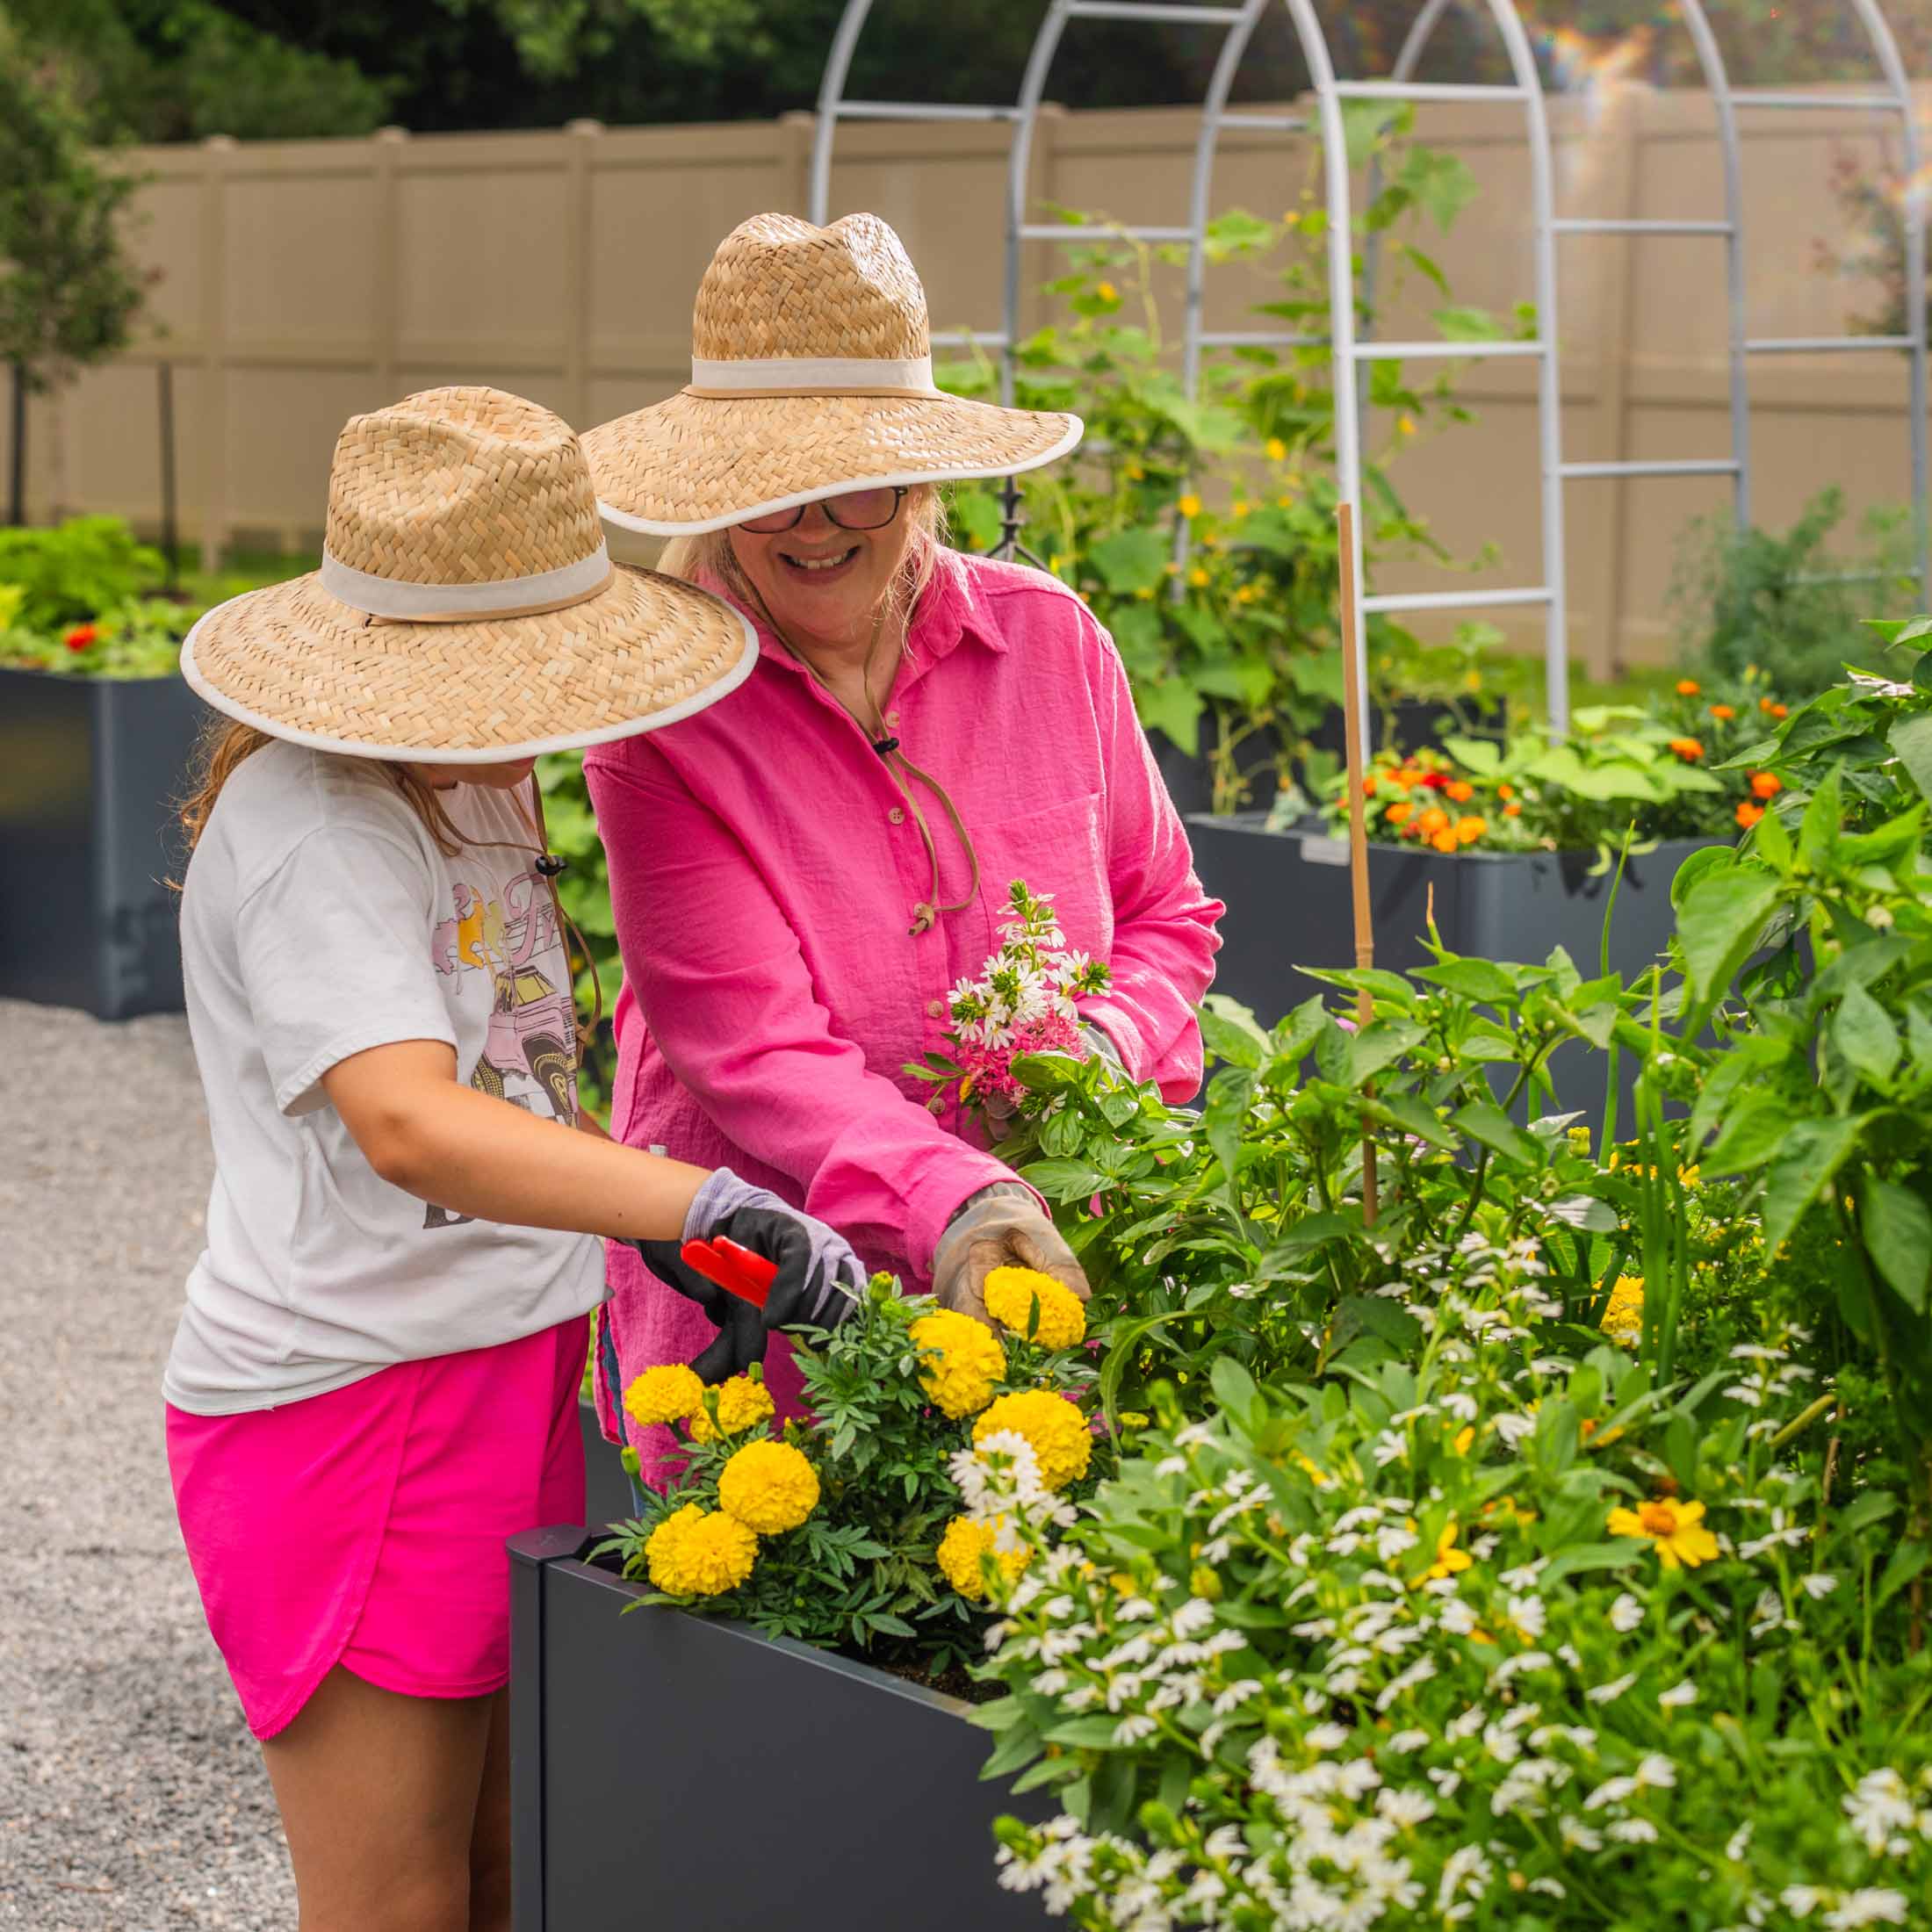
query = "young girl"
xmin=165 ymin=387 xmax=861 ymax=1932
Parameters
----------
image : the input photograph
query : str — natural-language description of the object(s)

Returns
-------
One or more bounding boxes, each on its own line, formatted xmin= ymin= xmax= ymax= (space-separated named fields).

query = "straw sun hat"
xmin=182 ymin=386 xmax=756 ymax=761
xmin=583 ymin=213 xmax=1083 ymax=537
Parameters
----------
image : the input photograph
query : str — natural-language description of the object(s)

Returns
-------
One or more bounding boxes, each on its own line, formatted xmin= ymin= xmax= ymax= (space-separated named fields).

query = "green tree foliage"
xmin=0 ymin=23 xmax=147 ymax=397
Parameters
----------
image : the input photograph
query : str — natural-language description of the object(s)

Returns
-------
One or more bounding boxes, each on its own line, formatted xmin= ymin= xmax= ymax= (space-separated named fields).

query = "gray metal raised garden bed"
xmin=508 ymin=1527 xmax=1044 ymax=1932
xmin=0 ymin=667 xmax=207 ymax=1019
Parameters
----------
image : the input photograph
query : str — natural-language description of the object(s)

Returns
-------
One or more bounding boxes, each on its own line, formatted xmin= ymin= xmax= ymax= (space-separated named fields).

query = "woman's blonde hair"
xmin=656 ymin=484 xmax=948 ymax=638
xmin=178 ymin=718 xmax=471 ymax=860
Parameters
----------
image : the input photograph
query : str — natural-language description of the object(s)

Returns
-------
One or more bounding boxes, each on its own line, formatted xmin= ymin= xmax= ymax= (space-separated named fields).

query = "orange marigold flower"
xmin=1385 ymin=800 xmax=1414 ymax=825
xmin=1750 ymin=771 xmax=1782 ymax=798
xmin=1455 ymin=815 xmax=1486 ymax=844
xmin=1676 ymin=679 xmax=1700 ymax=696
xmin=1503 ymin=801 xmax=1523 ymax=817
xmin=1736 ymin=800 xmax=1764 ymax=830
xmin=1445 ymin=780 xmax=1474 ymax=804
xmin=1668 ymin=738 xmax=1704 ymax=761
xmin=1758 ymin=695 xmax=1777 ymax=712
xmin=1710 ymin=703 xmax=1735 ymax=721
xmin=1361 ymin=774 xmax=1378 ymax=796
xmin=1431 ymin=829 xmax=1460 ymax=854
xmin=1417 ymin=805 xmax=1450 ymax=836
xmin=1770 ymin=702 xmax=1788 ymax=719
xmin=1496 ymin=782 xmax=1514 ymax=800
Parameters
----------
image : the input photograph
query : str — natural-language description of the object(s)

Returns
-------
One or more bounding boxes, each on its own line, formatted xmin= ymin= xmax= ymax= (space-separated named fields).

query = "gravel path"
xmin=0 ymin=999 xmax=295 ymax=1929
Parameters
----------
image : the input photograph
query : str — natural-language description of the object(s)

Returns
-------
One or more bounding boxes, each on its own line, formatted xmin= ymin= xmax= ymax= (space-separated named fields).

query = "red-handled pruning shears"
xmin=678 ymin=1236 xmax=781 ymax=1308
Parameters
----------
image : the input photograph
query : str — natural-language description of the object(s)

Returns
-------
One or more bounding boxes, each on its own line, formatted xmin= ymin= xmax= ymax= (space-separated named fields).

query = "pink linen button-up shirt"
xmin=584 ymin=549 xmax=1222 ymax=1462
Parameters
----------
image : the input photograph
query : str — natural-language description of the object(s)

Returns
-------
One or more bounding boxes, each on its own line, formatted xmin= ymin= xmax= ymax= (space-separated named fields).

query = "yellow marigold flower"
xmin=910 ymin=1309 xmax=1006 ymax=1420
xmin=717 ymin=1439 xmax=820 ymax=1535
xmin=624 ymin=1363 xmax=704 ymax=1430
xmin=983 ymin=1266 xmax=1087 ymax=1349
xmin=1601 ymin=1275 xmax=1644 ymax=1346
xmin=1455 ymin=815 xmax=1486 ymax=845
xmin=1188 ymin=566 xmax=1210 ymax=588
xmin=1607 ymin=1496 xmax=1719 ymax=1570
xmin=1409 ymin=1521 xmax=1472 ymax=1589
xmin=936 ymin=1516 xmax=1028 ymax=1601
xmin=686 ymin=1373 xmax=776 ymax=1443
xmin=975 ymin=1389 xmax=1093 ymax=1491
xmin=645 ymin=1504 xmax=759 ymax=1597
xmin=1178 ymin=493 xmax=1203 ymax=518
xmin=1096 ymin=280 xmax=1118 ymax=300
xmin=1265 ymin=436 xmax=1287 ymax=461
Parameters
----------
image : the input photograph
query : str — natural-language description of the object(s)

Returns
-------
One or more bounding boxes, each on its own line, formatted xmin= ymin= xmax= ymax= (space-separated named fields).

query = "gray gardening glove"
xmin=930 ymin=1181 xmax=1090 ymax=1329
xmin=634 ymin=1169 xmax=864 ymax=1382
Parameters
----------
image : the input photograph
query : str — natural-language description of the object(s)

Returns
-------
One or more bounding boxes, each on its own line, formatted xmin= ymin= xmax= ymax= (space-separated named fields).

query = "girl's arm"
xmin=322 ymin=1038 xmax=703 ymax=1242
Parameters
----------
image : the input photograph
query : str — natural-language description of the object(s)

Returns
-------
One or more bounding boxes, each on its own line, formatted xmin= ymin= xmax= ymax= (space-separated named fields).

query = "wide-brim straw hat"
xmin=583 ymin=213 xmax=1083 ymax=537
xmin=182 ymin=386 xmax=756 ymax=762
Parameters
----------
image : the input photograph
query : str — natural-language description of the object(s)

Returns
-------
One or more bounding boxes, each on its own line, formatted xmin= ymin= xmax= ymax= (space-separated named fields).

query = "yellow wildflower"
xmin=1230 ymin=499 xmax=1250 ymax=520
xmin=687 ymin=1373 xmax=776 ymax=1443
xmin=1292 ymin=1450 xmax=1330 ymax=1488
xmin=1410 ymin=1521 xmax=1473 ymax=1589
xmin=1600 ymin=1275 xmax=1644 ymax=1347
xmin=1178 ymin=493 xmax=1203 ymax=518
xmin=975 ymin=1389 xmax=1093 ymax=1491
xmin=624 ymin=1363 xmax=704 ymax=1430
xmin=717 ymin=1439 xmax=820 ymax=1535
xmin=983 ymin=1266 xmax=1087 ymax=1349
xmin=910 ymin=1308 xmax=1006 ymax=1419
xmin=1607 ymin=1496 xmax=1720 ymax=1570
xmin=645 ymin=1504 xmax=758 ymax=1597
xmin=1451 ymin=1424 xmax=1476 ymax=1456
xmin=1096 ymin=280 xmax=1118 ymax=300
xmin=1265 ymin=436 xmax=1288 ymax=462
xmin=1397 ymin=415 xmax=1417 ymax=436
xmin=1188 ymin=566 xmax=1210 ymax=588
xmin=936 ymin=1516 xmax=1027 ymax=1601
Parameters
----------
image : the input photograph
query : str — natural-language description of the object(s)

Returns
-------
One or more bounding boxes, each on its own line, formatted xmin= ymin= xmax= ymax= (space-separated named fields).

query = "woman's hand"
xmin=632 ymin=1169 xmax=865 ymax=1383
xmin=930 ymin=1181 xmax=1089 ymax=1328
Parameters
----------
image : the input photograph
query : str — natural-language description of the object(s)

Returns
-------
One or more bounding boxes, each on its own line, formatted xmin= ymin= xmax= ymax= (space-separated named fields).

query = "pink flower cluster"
xmin=956 ymin=1011 xmax=1085 ymax=1111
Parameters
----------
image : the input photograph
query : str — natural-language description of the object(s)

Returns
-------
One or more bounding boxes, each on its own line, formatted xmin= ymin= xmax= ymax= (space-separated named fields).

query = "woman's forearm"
xmin=321 ymin=1038 xmax=704 ymax=1242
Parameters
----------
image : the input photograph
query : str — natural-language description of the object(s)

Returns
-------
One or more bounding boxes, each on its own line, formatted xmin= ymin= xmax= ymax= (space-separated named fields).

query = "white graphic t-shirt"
xmin=165 ymin=740 xmax=604 ymax=1415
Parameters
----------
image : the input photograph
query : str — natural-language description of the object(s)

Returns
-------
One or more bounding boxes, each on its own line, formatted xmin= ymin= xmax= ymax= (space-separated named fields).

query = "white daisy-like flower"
xmin=1658 ymin=1679 xmax=1698 ymax=1709
xmin=1801 ymin=1572 xmax=1841 ymax=1600
xmin=1822 ymin=1890 xmax=1911 ymax=1929
xmin=1609 ymin=1592 xmax=1645 ymax=1633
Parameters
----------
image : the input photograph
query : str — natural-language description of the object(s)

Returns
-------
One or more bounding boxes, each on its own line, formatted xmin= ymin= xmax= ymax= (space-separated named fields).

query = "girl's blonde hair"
xmin=655 ymin=484 xmax=948 ymax=638
xmin=178 ymin=718 xmax=470 ymax=859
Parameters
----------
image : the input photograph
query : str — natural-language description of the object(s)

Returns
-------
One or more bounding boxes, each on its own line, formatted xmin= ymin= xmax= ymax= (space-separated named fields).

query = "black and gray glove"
xmin=631 ymin=1168 xmax=864 ymax=1383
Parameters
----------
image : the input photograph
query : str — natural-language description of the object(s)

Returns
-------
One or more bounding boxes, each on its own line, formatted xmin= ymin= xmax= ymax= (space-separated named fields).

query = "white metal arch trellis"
xmin=812 ymin=0 xmax=1930 ymax=749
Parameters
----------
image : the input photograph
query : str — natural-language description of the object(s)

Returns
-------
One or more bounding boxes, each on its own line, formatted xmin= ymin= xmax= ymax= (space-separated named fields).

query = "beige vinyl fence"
xmin=20 ymin=84 xmax=1930 ymax=674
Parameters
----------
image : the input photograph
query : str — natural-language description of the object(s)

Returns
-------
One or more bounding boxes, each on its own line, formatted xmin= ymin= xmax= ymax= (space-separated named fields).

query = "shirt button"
xmin=886 ymin=709 xmax=901 ymax=727
xmin=926 ymin=999 xmax=945 ymax=1019
xmin=888 ymin=806 xmax=905 ymax=825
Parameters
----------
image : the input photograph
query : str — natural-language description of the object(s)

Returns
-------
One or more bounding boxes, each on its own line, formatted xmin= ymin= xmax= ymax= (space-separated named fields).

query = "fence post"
xmin=372 ymin=126 xmax=408 ymax=407
xmin=198 ymin=134 xmax=234 ymax=576
xmin=563 ymin=121 xmax=602 ymax=429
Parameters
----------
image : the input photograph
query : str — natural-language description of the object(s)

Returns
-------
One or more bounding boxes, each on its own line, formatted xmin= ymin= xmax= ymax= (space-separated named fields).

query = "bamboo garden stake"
xmin=1336 ymin=502 xmax=1380 ymax=1225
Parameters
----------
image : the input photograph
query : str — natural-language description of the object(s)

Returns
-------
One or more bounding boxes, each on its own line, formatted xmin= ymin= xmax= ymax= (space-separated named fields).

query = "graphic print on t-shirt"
xmin=423 ymin=869 xmax=577 ymax=1230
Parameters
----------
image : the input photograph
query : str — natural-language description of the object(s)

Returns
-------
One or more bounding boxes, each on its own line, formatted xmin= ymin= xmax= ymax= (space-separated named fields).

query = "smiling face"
xmin=726 ymin=492 xmax=915 ymax=650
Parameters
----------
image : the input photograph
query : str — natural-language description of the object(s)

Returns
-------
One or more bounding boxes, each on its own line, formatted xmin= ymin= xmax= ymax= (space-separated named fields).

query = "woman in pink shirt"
xmin=580 ymin=213 xmax=1222 ymax=1473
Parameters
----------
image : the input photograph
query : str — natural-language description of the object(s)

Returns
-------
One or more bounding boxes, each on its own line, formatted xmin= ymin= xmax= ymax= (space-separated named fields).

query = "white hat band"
xmin=687 ymin=353 xmax=937 ymax=396
xmin=320 ymin=541 xmax=613 ymax=622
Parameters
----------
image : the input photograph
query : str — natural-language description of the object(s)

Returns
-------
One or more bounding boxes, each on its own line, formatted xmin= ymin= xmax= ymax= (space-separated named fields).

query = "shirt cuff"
xmin=905 ymin=1153 xmax=1049 ymax=1281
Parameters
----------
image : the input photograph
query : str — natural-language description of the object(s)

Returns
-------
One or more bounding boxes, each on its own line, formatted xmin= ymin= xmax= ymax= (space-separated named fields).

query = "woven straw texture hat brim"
xmin=585 ymin=389 xmax=1083 ymax=538
xmin=181 ymin=564 xmax=757 ymax=762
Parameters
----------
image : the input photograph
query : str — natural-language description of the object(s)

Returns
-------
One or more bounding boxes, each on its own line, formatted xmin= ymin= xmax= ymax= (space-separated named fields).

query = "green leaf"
xmin=1889 ymin=710 xmax=1932 ymax=807
xmin=1432 ymin=304 xmax=1505 ymax=342
xmin=1541 ymin=1539 xmax=1647 ymax=1585
xmin=1861 ymin=1179 xmax=1932 ymax=1312
xmin=1137 ymin=678 xmax=1204 ymax=755
xmin=1762 ymin=1116 xmax=1862 ymax=1254
xmin=1210 ymin=1355 xmax=1260 ymax=1424
xmin=1199 ymin=996 xmax=1269 ymax=1070
xmin=1835 ymin=983 xmax=1902 ymax=1088
xmin=1348 ymin=1020 xmax=1426 ymax=1084
xmin=1703 ymin=1096 xmax=1800 ymax=1179
xmin=1452 ymin=1100 xmax=1542 ymax=1167
xmin=1799 ymin=767 xmax=1843 ymax=872
xmin=1876 ymin=1539 xmax=1931 ymax=1611
xmin=1416 ymin=956 xmax=1517 ymax=1003
xmin=1366 ymin=1092 xmax=1459 ymax=1151
xmin=1204 ymin=1067 xmax=1256 ymax=1180
xmin=1676 ymin=863 xmax=1782 ymax=1006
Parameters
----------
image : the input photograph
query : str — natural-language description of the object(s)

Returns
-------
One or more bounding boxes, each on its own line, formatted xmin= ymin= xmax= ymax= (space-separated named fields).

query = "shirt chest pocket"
xmin=970 ymin=790 xmax=1111 ymax=965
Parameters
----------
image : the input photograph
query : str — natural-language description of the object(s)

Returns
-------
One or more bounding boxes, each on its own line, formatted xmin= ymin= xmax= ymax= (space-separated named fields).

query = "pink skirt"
xmin=167 ymin=1318 xmax=587 ymax=1741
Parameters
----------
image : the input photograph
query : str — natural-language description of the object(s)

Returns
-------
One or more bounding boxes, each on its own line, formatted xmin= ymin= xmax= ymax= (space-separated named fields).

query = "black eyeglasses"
xmin=740 ymin=487 xmax=908 ymax=536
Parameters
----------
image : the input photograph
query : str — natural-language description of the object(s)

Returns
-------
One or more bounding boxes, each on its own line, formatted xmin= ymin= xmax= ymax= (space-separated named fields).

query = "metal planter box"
xmin=508 ymin=1528 xmax=1044 ymax=1932
xmin=0 ymin=668 xmax=207 ymax=1019
xmin=1187 ymin=814 xmax=1722 ymax=1122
